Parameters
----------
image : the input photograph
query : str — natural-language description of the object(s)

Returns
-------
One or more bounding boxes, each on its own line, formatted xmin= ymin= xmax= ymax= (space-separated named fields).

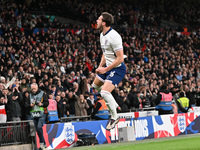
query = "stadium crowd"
xmin=0 ymin=0 xmax=200 ymax=122
xmin=28 ymin=0 xmax=200 ymax=30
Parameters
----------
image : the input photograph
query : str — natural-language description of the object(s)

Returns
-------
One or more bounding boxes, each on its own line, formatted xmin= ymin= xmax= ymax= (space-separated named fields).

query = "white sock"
xmin=92 ymin=83 xmax=102 ymax=92
xmin=100 ymin=90 xmax=118 ymax=120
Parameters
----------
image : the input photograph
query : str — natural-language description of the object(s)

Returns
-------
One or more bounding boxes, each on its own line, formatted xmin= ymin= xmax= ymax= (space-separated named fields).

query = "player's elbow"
xmin=118 ymin=56 xmax=124 ymax=63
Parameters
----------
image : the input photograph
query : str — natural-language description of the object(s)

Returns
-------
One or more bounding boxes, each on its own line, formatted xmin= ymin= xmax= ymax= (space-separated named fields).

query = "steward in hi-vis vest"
xmin=176 ymin=92 xmax=191 ymax=113
xmin=91 ymin=94 xmax=109 ymax=120
xmin=155 ymin=84 xmax=173 ymax=115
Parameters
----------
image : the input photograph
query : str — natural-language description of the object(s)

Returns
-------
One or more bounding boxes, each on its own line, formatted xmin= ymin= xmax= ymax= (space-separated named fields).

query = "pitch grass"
xmin=65 ymin=134 xmax=200 ymax=150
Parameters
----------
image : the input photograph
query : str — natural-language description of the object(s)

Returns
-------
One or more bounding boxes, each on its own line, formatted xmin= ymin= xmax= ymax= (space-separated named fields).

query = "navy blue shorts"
xmin=97 ymin=62 xmax=126 ymax=87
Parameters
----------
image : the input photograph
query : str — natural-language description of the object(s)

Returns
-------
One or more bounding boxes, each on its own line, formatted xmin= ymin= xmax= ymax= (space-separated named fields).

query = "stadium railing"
xmin=60 ymin=115 xmax=92 ymax=122
xmin=60 ymin=107 xmax=156 ymax=122
xmin=130 ymin=107 xmax=156 ymax=112
xmin=0 ymin=120 xmax=36 ymax=149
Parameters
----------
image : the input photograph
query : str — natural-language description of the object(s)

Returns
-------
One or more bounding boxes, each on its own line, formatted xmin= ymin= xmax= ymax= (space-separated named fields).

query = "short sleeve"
xmin=110 ymin=32 xmax=123 ymax=52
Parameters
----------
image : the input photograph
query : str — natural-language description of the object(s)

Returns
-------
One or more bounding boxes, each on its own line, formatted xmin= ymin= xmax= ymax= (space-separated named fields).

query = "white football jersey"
xmin=100 ymin=28 xmax=123 ymax=67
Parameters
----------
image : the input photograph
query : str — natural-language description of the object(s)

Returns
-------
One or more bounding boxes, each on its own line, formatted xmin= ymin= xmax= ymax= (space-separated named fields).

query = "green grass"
xmin=66 ymin=134 xmax=200 ymax=150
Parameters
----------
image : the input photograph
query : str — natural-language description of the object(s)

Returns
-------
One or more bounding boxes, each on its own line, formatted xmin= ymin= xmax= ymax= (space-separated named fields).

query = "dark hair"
xmin=180 ymin=92 xmax=184 ymax=97
xmin=160 ymin=84 xmax=167 ymax=90
xmin=101 ymin=12 xmax=114 ymax=27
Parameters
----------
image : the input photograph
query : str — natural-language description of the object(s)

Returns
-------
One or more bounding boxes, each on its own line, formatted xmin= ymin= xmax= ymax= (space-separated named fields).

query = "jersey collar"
xmin=103 ymin=27 xmax=112 ymax=36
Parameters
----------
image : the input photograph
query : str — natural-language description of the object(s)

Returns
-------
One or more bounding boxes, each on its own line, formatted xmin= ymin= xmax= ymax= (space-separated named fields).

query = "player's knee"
xmin=100 ymin=90 xmax=110 ymax=100
xmin=92 ymin=83 xmax=102 ymax=92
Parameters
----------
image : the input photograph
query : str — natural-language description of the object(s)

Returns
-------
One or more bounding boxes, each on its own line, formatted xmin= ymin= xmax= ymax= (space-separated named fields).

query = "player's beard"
xmin=97 ymin=24 xmax=103 ymax=31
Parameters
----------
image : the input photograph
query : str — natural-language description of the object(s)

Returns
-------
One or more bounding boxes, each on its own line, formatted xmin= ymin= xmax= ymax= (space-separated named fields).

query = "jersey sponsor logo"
xmin=178 ymin=115 xmax=186 ymax=133
xmin=64 ymin=124 xmax=75 ymax=144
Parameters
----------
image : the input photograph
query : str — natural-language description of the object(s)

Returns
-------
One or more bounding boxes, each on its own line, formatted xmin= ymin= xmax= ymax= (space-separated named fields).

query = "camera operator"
xmin=26 ymin=83 xmax=49 ymax=149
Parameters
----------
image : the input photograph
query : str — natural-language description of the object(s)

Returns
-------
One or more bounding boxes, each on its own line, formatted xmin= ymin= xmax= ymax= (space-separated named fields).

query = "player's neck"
xmin=102 ymin=26 xmax=111 ymax=35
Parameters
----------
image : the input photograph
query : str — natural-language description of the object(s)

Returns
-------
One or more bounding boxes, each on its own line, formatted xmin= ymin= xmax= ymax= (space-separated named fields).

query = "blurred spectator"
xmin=1 ymin=88 xmax=10 ymax=120
xmin=0 ymin=73 xmax=17 ymax=89
xmin=127 ymin=87 xmax=142 ymax=110
xmin=22 ymin=91 xmax=31 ymax=120
xmin=21 ymin=78 xmax=31 ymax=92
xmin=55 ymin=95 xmax=66 ymax=119
xmin=184 ymin=85 xmax=196 ymax=107
xmin=50 ymin=85 xmax=57 ymax=99
xmin=116 ymin=90 xmax=130 ymax=112
xmin=123 ymin=81 xmax=132 ymax=93
xmin=17 ymin=66 xmax=25 ymax=80
xmin=75 ymin=94 xmax=89 ymax=116
xmin=195 ymin=86 xmax=200 ymax=106
xmin=72 ymin=82 xmax=81 ymax=96
xmin=176 ymin=70 xmax=183 ymax=81
xmin=7 ymin=87 xmax=22 ymax=121
xmin=67 ymin=91 xmax=79 ymax=116
xmin=60 ymin=91 xmax=70 ymax=117
xmin=56 ymin=79 xmax=64 ymax=92
xmin=139 ymin=86 xmax=151 ymax=108
xmin=86 ymin=93 xmax=95 ymax=115
xmin=79 ymin=77 xmax=91 ymax=95
xmin=112 ymin=87 xmax=120 ymax=100
xmin=0 ymin=89 xmax=8 ymax=122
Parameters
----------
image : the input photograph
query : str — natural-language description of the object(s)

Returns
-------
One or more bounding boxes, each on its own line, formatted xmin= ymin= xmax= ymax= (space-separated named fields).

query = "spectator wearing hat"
xmin=0 ymin=73 xmax=17 ymax=89
xmin=21 ymin=78 xmax=31 ymax=92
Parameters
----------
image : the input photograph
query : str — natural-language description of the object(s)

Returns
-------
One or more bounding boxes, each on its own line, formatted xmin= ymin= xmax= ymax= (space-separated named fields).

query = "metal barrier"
xmin=0 ymin=120 xmax=36 ymax=149
xmin=60 ymin=115 xmax=92 ymax=122
xmin=130 ymin=107 xmax=156 ymax=112
xmin=60 ymin=108 xmax=156 ymax=122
